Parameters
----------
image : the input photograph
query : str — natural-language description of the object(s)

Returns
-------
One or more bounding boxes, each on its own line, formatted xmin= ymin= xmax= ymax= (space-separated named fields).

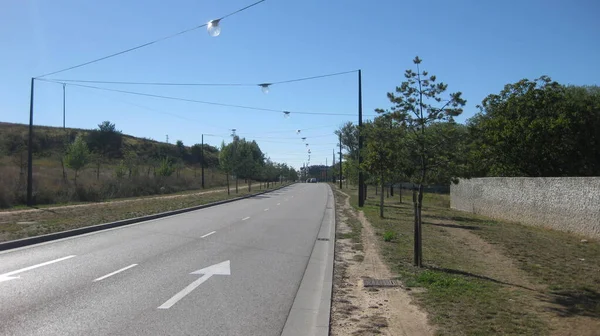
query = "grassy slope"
xmin=342 ymin=184 xmax=600 ymax=336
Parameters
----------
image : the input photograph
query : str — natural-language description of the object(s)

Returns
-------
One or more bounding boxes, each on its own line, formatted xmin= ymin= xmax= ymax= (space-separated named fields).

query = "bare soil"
xmin=331 ymin=188 xmax=434 ymax=336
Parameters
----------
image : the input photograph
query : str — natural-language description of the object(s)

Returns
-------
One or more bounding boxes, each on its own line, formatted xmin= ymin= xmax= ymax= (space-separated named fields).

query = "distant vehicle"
xmin=309 ymin=178 xmax=317 ymax=183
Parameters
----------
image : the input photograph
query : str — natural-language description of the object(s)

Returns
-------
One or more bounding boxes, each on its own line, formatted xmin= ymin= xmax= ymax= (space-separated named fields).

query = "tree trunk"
xmin=417 ymin=184 xmax=424 ymax=267
xmin=60 ymin=157 xmax=67 ymax=183
xmin=390 ymin=184 xmax=394 ymax=197
xmin=248 ymin=180 xmax=251 ymax=192
xmin=226 ymin=173 xmax=230 ymax=195
xmin=399 ymin=186 xmax=402 ymax=203
xmin=379 ymin=180 xmax=384 ymax=218
xmin=375 ymin=185 xmax=378 ymax=195
xmin=386 ymin=184 xmax=389 ymax=198
xmin=235 ymin=177 xmax=238 ymax=194
xmin=413 ymin=188 xmax=419 ymax=266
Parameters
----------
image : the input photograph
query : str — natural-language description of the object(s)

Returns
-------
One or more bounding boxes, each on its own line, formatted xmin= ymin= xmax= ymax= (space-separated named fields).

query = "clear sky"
xmin=1 ymin=0 xmax=599 ymax=170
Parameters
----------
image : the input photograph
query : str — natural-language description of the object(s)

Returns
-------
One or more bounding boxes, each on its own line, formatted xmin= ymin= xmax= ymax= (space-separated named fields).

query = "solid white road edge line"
xmin=201 ymin=231 xmax=216 ymax=238
xmin=93 ymin=264 xmax=138 ymax=282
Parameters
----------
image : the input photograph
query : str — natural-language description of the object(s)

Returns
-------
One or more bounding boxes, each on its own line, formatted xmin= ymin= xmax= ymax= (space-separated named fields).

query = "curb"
xmin=0 ymin=183 xmax=294 ymax=252
xmin=281 ymin=184 xmax=335 ymax=336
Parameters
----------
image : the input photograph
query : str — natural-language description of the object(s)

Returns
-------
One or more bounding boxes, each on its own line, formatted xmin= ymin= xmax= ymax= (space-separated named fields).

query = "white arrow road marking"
xmin=93 ymin=264 xmax=137 ymax=282
xmin=0 ymin=255 xmax=76 ymax=283
xmin=201 ymin=231 xmax=216 ymax=238
xmin=264 ymin=208 xmax=269 ymax=212
xmin=242 ymin=217 xmax=250 ymax=221
xmin=158 ymin=260 xmax=231 ymax=309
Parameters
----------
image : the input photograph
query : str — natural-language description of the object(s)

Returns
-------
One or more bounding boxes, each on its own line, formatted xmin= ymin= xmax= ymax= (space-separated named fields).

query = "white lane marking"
xmin=277 ymin=203 xmax=281 ymax=206
xmin=242 ymin=217 xmax=250 ymax=221
xmin=93 ymin=264 xmax=138 ymax=282
xmin=264 ymin=208 xmax=269 ymax=212
xmin=0 ymin=255 xmax=76 ymax=282
xmin=158 ymin=260 xmax=230 ymax=309
xmin=201 ymin=231 xmax=216 ymax=238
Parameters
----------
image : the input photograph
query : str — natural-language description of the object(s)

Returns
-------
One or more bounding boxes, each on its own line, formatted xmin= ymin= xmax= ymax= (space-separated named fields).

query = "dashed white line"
xmin=93 ymin=264 xmax=138 ymax=282
xmin=201 ymin=231 xmax=216 ymax=238
xmin=264 ymin=208 xmax=269 ymax=212
xmin=242 ymin=217 xmax=250 ymax=221
xmin=0 ymin=255 xmax=76 ymax=282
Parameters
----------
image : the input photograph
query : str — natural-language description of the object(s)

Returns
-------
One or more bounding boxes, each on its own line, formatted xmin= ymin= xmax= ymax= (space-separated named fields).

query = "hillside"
xmin=0 ymin=121 xmax=224 ymax=208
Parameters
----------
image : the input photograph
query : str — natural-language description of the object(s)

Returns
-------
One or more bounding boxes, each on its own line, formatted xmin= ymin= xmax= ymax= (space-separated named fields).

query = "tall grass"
xmin=0 ymin=156 xmax=228 ymax=208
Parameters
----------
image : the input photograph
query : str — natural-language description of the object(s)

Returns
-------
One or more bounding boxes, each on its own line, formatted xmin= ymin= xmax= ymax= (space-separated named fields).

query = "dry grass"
xmin=0 ymin=182 xmax=289 ymax=242
xmin=341 ymin=184 xmax=600 ymax=335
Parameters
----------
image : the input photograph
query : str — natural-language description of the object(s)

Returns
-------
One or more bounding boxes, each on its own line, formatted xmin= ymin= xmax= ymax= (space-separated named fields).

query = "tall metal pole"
xmin=339 ymin=133 xmax=343 ymax=189
xmin=62 ymin=84 xmax=66 ymax=129
xmin=358 ymin=69 xmax=364 ymax=206
xmin=325 ymin=157 xmax=328 ymax=182
xmin=27 ymin=78 xmax=35 ymax=206
xmin=201 ymin=134 xmax=205 ymax=189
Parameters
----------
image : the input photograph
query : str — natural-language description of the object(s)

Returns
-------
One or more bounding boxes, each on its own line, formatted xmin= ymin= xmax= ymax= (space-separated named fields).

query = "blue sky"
xmin=1 ymin=0 xmax=599 ymax=170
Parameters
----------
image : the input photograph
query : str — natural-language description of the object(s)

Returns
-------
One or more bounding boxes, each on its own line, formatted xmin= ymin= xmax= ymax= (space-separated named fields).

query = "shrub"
xmin=383 ymin=230 xmax=396 ymax=242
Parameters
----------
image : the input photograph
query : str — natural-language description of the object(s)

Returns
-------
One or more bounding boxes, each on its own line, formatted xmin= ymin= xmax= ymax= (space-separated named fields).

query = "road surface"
xmin=0 ymin=183 xmax=331 ymax=336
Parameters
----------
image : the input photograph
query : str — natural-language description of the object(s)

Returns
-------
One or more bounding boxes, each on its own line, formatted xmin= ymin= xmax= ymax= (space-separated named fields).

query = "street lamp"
xmin=207 ymin=20 xmax=221 ymax=37
xmin=258 ymin=83 xmax=270 ymax=94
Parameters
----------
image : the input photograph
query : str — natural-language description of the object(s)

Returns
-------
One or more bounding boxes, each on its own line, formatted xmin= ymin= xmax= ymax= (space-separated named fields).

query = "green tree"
xmin=468 ymin=77 xmax=600 ymax=177
xmin=87 ymin=121 xmax=123 ymax=159
xmin=376 ymin=56 xmax=466 ymax=267
xmin=156 ymin=157 xmax=175 ymax=177
xmin=64 ymin=134 xmax=90 ymax=185
xmin=362 ymin=115 xmax=405 ymax=217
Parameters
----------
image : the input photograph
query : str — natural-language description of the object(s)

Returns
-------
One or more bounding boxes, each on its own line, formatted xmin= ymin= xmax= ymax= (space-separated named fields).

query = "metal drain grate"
xmin=363 ymin=278 xmax=402 ymax=288
xmin=317 ymin=238 xmax=330 ymax=241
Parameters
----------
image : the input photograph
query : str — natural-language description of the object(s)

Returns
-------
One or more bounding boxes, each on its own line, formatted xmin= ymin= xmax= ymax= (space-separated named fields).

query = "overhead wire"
xmin=37 ymin=0 xmax=266 ymax=78
xmin=39 ymin=79 xmax=373 ymax=117
xmin=50 ymin=70 xmax=359 ymax=87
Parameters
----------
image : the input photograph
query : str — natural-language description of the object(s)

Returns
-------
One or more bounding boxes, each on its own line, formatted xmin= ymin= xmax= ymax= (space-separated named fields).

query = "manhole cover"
xmin=363 ymin=278 xmax=402 ymax=288
xmin=317 ymin=238 xmax=329 ymax=241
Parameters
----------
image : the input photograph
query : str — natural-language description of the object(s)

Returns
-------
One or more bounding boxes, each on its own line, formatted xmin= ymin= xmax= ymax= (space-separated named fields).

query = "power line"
xmin=37 ymin=0 xmax=266 ymax=78
xmin=39 ymin=79 xmax=370 ymax=117
xmin=50 ymin=70 xmax=358 ymax=87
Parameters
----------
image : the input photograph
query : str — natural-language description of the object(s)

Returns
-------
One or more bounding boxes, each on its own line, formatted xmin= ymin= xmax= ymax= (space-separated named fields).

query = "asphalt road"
xmin=0 ymin=183 xmax=330 ymax=336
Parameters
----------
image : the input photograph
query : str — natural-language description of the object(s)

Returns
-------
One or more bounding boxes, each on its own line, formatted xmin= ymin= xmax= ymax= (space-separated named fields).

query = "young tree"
xmin=64 ymin=134 xmax=91 ymax=185
xmin=376 ymin=56 xmax=466 ymax=267
xmin=362 ymin=115 xmax=405 ymax=218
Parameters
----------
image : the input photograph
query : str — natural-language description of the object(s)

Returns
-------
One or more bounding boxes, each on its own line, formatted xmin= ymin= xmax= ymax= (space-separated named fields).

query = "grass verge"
xmin=339 ymin=184 xmax=600 ymax=335
xmin=0 ymin=183 xmax=290 ymax=243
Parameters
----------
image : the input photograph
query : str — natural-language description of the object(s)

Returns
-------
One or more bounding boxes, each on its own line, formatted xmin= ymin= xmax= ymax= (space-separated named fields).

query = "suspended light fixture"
xmin=283 ymin=111 xmax=291 ymax=118
xmin=296 ymin=129 xmax=301 ymax=134
xmin=301 ymin=137 xmax=306 ymax=141
xmin=258 ymin=83 xmax=271 ymax=94
xmin=207 ymin=20 xmax=222 ymax=37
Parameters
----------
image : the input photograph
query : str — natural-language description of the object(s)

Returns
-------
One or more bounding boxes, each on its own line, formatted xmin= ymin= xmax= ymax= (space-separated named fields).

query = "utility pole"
xmin=201 ymin=134 xmax=205 ymax=188
xmin=339 ymin=133 xmax=343 ymax=189
xmin=166 ymin=135 xmax=169 ymax=143
xmin=62 ymin=84 xmax=66 ymax=129
xmin=26 ymin=78 xmax=35 ymax=206
xmin=325 ymin=157 xmax=328 ymax=182
xmin=358 ymin=69 xmax=365 ymax=207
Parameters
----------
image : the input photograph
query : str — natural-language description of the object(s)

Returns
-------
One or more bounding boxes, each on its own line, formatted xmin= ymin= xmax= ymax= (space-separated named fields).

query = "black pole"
xmin=339 ymin=133 xmax=343 ymax=189
xmin=358 ymin=69 xmax=364 ymax=207
xmin=27 ymin=78 xmax=35 ymax=206
xmin=201 ymin=134 xmax=205 ymax=189
xmin=62 ymin=84 xmax=66 ymax=129
xmin=325 ymin=157 xmax=328 ymax=182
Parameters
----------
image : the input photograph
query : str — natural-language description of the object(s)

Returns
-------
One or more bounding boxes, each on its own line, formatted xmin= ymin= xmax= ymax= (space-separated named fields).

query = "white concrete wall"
xmin=451 ymin=177 xmax=600 ymax=238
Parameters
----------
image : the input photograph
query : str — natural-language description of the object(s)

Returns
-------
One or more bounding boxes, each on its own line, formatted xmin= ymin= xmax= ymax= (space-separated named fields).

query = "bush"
xmin=383 ymin=230 xmax=396 ymax=242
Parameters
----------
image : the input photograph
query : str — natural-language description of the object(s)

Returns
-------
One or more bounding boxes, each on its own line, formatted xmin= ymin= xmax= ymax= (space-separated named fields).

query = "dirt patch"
xmin=331 ymin=189 xmax=433 ymax=336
